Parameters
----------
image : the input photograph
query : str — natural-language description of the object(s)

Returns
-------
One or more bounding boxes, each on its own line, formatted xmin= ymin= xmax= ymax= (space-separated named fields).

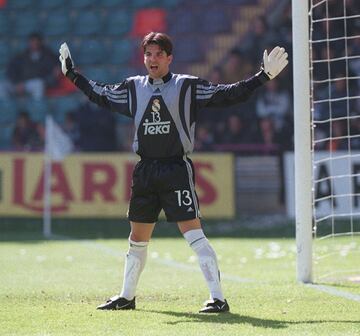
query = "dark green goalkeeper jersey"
xmin=72 ymin=70 xmax=269 ymax=158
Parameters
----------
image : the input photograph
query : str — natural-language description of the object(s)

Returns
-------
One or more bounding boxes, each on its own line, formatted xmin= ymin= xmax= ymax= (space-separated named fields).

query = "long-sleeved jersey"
xmin=71 ymin=70 xmax=269 ymax=158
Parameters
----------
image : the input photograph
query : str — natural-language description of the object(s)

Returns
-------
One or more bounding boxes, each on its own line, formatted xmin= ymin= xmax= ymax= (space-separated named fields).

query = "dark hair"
xmin=141 ymin=32 xmax=173 ymax=56
xmin=28 ymin=32 xmax=43 ymax=41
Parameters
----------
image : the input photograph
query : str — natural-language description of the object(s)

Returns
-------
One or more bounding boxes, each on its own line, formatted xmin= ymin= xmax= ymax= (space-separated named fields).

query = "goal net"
xmin=309 ymin=0 xmax=360 ymax=283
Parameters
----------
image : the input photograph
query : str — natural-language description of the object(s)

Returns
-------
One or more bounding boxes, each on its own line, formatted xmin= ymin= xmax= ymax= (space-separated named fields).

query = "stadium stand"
xmin=104 ymin=10 xmax=133 ymax=37
xmin=131 ymin=8 xmax=167 ymax=37
xmin=38 ymin=0 xmax=64 ymax=9
xmin=72 ymin=10 xmax=103 ymax=36
xmin=0 ymin=99 xmax=17 ymax=124
xmin=0 ymin=11 xmax=9 ymax=36
xmin=6 ymin=0 xmax=32 ymax=9
xmin=73 ymin=39 xmax=107 ymax=65
xmin=24 ymin=99 xmax=49 ymax=123
xmin=43 ymin=12 xmax=71 ymax=37
xmin=12 ymin=12 xmax=41 ymax=37
xmin=0 ymin=40 xmax=9 ymax=67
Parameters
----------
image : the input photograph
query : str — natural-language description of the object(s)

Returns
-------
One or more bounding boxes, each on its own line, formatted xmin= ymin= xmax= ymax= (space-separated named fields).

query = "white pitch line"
xmin=51 ymin=234 xmax=254 ymax=284
xmin=307 ymin=284 xmax=360 ymax=303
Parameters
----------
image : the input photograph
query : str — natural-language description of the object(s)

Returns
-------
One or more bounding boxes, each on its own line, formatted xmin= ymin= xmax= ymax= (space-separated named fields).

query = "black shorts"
xmin=127 ymin=156 xmax=200 ymax=223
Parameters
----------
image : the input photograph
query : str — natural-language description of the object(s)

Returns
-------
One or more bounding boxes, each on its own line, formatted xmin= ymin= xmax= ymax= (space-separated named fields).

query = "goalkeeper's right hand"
xmin=59 ymin=42 xmax=74 ymax=77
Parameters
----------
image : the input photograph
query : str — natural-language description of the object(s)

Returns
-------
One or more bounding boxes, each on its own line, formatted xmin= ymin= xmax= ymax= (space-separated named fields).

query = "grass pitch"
xmin=0 ymin=223 xmax=359 ymax=336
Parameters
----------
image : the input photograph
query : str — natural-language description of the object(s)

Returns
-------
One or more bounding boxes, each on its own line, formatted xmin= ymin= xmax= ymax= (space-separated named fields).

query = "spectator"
xmin=195 ymin=123 xmax=214 ymax=151
xmin=326 ymin=119 xmax=348 ymax=151
xmin=258 ymin=116 xmax=278 ymax=148
xmin=208 ymin=66 xmax=223 ymax=84
xmin=6 ymin=32 xmax=59 ymax=100
xmin=219 ymin=115 xmax=259 ymax=144
xmin=349 ymin=38 xmax=360 ymax=90
xmin=240 ymin=16 xmax=276 ymax=58
xmin=222 ymin=49 xmax=253 ymax=84
xmin=255 ymin=79 xmax=291 ymax=131
xmin=75 ymin=101 xmax=117 ymax=152
xmin=331 ymin=77 xmax=352 ymax=119
xmin=350 ymin=116 xmax=360 ymax=150
xmin=12 ymin=111 xmax=43 ymax=151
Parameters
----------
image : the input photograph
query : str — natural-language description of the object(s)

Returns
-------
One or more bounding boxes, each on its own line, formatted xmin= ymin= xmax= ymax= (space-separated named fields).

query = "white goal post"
xmin=292 ymin=0 xmax=313 ymax=283
xmin=292 ymin=0 xmax=360 ymax=283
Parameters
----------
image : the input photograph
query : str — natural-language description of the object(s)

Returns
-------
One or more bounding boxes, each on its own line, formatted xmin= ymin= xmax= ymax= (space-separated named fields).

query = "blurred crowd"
xmin=195 ymin=7 xmax=293 ymax=155
xmin=1 ymin=0 xmax=359 ymax=155
xmin=311 ymin=0 xmax=360 ymax=152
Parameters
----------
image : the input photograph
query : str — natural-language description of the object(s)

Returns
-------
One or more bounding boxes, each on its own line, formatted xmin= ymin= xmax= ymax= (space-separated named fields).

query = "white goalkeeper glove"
xmin=59 ymin=42 xmax=74 ymax=77
xmin=262 ymin=46 xmax=288 ymax=80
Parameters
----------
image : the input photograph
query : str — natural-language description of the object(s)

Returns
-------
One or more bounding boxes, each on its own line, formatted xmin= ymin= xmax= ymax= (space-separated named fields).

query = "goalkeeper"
xmin=59 ymin=32 xmax=288 ymax=313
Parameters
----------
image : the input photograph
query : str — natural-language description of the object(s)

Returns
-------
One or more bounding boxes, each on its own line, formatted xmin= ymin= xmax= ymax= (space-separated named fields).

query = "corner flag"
xmin=43 ymin=115 xmax=73 ymax=237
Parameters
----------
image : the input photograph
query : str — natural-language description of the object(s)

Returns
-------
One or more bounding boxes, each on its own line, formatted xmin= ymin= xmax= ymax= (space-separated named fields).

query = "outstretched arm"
xmin=196 ymin=46 xmax=288 ymax=108
xmin=59 ymin=43 xmax=131 ymax=117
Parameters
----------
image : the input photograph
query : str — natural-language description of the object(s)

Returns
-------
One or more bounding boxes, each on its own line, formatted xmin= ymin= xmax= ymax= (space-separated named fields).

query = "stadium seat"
xmin=43 ymin=12 xmax=71 ymax=37
xmin=224 ymin=0 xmax=255 ymax=4
xmin=70 ymin=0 xmax=97 ymax=8
xmin=199 ymin=9 xmax=231 ymax=34
xmin=74 ymin=40 xmax=107 ymax=66
xmin=82 ymin=65 xmax=112 ymax=83
xmin=168 ymin=10 xmax=197 ymax=35
xmin=7 ymin=0 xmax=33 ymax=9
xmin=47 ymin=38 xmax=66 ymax=54
xmin=0 ymin=125 xmax=15 ymax=150
xmin=72 ymin=11 xmax=103 ymax=36
xmin=104 ymin=10 xmax=133 ymax=37
xmin=159 ymin=0 xmax=182 ymax=9
xmin=108 ymin=40 xmax=133 ymax=65
xmin=12 ymin=12 xmax=40 ymax=37
xmin=130 ymin=0 xmax=157 ymax=9
xmin=110 ymin=67 xmax=142 ymax=83
xmin=173 ymin=38 xmax=203 ymax=63
xmin=0 ymin=12 xmax=9 ymax=36
xmin=0 ymin=40 xmax=10 ymax=66
xmin=24 ymin=99 xmax=49 ymax=123
xmin=102 ymin=0 xmax=128 ymax=7
xmin=131 ymin=8 xmax=167 ymax=37
xmin=0 ymin=100 xmax=18 ymax=124
xmin=9 ymin=38 xmax=27 ymax=56
xmin=74 ymin=40 xmax=108 ymax=66
xmin=49 ymin=95 xmax=80 ymax=124
xmin=38 ymin=0 xmax=66 ymax=9
xmin=0 ymin=67 xmax=5 ymax=80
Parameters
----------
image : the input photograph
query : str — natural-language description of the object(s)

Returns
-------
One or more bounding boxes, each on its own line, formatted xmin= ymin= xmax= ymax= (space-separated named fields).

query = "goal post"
xmin=292 ymin=0 xmax=313 ymax=283
xmin=292 ymin=0 xmax=360 ymax=284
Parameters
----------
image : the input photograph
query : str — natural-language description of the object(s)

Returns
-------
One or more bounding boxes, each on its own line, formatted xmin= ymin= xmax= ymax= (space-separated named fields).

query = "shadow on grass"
xmin=142 ymin=310 xmax=359 ymax=328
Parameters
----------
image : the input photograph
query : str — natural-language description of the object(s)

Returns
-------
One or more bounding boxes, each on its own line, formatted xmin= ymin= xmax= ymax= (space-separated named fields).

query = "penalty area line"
xmin=306 ymin=284 xmax=360 ymax=303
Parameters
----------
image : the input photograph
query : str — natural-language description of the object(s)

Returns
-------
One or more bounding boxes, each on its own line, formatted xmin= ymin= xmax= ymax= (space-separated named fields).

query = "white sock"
xmin=183 ymin=229 xmax=224 ymax=301
xmin=120 ymin=239 xmax=148 ymax=300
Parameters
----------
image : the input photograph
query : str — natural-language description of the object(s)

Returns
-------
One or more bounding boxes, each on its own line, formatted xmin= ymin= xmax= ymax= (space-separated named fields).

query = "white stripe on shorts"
xmin=183 ymin=156 xmax=200 ymax=218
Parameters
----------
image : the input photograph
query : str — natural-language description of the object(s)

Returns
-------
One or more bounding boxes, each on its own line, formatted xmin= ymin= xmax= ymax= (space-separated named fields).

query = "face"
xmin=144 ymin=43 xmax=173 ymax=79
xmin=29 ymin=37 xmax=41 ymax=51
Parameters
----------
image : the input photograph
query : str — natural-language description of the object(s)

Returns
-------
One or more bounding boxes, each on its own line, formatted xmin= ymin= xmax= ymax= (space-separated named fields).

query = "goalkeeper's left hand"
xmin=262 ymin=46 xmax=288 ymax=80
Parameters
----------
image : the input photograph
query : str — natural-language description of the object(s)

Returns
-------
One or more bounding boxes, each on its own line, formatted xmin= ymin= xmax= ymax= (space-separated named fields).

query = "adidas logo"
xmin=187 ymin=207 xmax=194 ymax=212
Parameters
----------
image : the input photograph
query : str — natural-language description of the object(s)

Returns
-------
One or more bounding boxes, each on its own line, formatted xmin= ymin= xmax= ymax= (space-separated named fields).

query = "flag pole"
xmin=43 ymin=115 xmax=52 ymax=238
xmin=43 ymin=115 xmax=73 ymax=238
